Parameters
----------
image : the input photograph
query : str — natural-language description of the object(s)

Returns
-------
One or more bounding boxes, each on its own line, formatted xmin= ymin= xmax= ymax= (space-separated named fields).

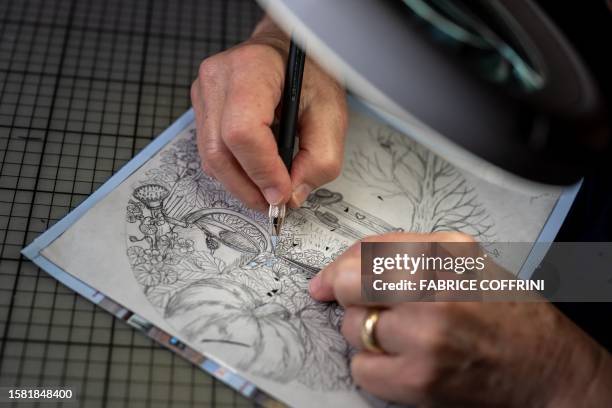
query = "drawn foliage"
xmin=125 ymin=125 xmax=494 ymax=390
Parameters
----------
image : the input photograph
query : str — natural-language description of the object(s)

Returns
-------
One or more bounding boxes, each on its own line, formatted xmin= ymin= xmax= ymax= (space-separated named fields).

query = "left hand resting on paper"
xmin=309 ymin=231 xmax=612 ymax=407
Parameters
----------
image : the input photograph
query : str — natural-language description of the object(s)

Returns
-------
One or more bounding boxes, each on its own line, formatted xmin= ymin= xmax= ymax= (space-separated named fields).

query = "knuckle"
xmin=411 ymin=363 xmax=443 ymax=394
xmin=222 ymin=122 xmax=252 ymax=149
xmin=227 ymin=46 xmax=283 ymax=91
xmin=227 ymin=45 xmax=259 ymax=65
xmin=201 ymin=147 xmax=228 ymax=175
xmin=424 ymin=328 xmax=450 ymax=357
xmin=392 ymin=356 xmax=443 ymax=395
xmin=422 ymin=309 xmax=454 ymax=352
xmin=198 ymin=58 xmax=220 ymax=80
xmin=314 ymin=154 xmax=342 ymax=181
xmin=229 ymin=44 xmax=280 ymax=68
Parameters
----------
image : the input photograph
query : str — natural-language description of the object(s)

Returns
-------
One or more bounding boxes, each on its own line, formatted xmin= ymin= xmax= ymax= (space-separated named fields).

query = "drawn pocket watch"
xmin=184 ymin=208 xmax=273 ymax=263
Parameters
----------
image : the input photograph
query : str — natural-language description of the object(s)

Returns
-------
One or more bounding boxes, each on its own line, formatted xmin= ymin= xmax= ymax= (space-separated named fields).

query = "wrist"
xmin=249 ymin=15 xmax=291 ymax=59
xmin=545 ymin=332 xmax=612 ymax=407
xmin=576 ymin=348 xmax=612 ymax=407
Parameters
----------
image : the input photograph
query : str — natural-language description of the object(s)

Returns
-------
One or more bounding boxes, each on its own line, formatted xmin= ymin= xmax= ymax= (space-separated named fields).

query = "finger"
xmin=192 ymin=78 xmax=267 ymax=210
xmin=309 ymin=240 xmax=360 ymax=303
xmin=309 ymin=231 xmax=476 ymax=302
xmin=192 ymin=66 xmax=225 ymax=176
xmin=342 ymin=306 xmax=404 ymax=354
xmin=351 ymin=352 xmax=420 ymax=404
xmin=221 ymin=78 xmax=292 ymax=206
xmin=200 ymin=137 xmax=267 ymax=211
xmin=331 ymin=255 xmax=361 ymax=307
xmin=342 ymin=303 xmax=442 ymax=356
xmin=288 ymin=91 xmax=348 ymax=208
xmin=309 ymin=232 xmax=428 ymax=303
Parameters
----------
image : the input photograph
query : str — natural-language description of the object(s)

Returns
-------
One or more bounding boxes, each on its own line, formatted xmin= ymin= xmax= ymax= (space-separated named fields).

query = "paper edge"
xmin=22 ymin=109 xmax=195 ymax=260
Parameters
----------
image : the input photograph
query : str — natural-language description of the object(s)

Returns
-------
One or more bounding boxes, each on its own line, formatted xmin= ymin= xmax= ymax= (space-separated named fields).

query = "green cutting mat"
xmin=0 ymin=0 xmax=263 ymax=406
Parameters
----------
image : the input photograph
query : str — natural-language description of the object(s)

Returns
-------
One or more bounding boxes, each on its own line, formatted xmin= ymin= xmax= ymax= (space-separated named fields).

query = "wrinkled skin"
xmin=191 ymin=16 xmax=347 ymax=211
xmin=310 ymin=232 xmax=612 ymax=407
xmin=193 ymin=15 xmax=612 ymax=407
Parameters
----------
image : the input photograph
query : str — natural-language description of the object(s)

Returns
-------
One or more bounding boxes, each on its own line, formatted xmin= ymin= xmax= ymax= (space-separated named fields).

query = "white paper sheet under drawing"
xmin=40 ymin=108 xmax=563 ymax=407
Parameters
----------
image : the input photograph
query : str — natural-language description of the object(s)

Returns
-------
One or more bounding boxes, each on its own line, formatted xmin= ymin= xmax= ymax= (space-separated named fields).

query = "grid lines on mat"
xmin=0 ymin=0 xmax=262 ymax=406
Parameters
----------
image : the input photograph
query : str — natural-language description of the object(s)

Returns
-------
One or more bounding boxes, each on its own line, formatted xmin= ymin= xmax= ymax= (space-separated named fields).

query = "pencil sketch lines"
xmin=125 ymin=123 xmax=494 ymax=391
xmin=125 ymin=128 xmax=362 ymax=390
xmin=346 ymin=126 xmax=495 ymax=239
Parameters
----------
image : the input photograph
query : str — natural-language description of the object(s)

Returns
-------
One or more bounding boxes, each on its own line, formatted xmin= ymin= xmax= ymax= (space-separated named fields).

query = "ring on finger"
xmin=361 ymin=308 xmax=385 ymax=353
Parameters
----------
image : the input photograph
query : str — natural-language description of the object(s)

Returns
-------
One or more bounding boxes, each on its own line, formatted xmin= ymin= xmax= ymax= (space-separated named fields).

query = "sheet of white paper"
xmin=41 ymin=108 xmax=561 ymax=407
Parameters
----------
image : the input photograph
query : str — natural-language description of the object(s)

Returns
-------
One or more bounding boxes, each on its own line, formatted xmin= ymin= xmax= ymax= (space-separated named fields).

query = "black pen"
xmin=269 ymin=37 xmax=306 ymax=251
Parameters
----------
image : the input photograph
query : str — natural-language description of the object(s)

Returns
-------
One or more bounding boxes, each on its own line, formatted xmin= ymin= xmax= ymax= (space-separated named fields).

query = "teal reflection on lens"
xmin=401 ymin=0 xmax=545 ymax=92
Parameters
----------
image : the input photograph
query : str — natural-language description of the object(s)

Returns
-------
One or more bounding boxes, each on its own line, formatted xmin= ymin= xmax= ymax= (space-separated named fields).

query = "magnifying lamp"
xmin=257 ymin=0 xmax=609 ymax=185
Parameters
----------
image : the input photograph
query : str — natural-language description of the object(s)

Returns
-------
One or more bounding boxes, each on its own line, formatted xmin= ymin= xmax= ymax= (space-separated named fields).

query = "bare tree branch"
xmin=345 ymin=126 xmax=495 ymax=239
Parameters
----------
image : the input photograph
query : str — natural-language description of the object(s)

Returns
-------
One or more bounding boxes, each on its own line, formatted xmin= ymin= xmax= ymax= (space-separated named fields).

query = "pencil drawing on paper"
xmin=345 ymin=127 xmax=494 ymax=239
xmin=124 ymin=123 xmax=494 ymax=390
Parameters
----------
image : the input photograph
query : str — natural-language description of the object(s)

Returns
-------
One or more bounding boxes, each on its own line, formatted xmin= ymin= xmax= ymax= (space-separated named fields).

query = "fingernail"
xmin=292 ymin=183 xmax=313 ymax=207
xmin=263 ymin=187 xmax=283 ymax=205
xmin=309 ymin=272 xmax=321 ymax=295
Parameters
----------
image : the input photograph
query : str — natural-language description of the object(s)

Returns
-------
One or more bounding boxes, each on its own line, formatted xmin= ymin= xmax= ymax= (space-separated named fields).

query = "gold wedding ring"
xmin=361 ymin=309 xmax=384 ymax=353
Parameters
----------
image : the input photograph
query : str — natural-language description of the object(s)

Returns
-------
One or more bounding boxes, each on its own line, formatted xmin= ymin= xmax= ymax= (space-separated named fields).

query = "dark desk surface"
xmin=0 ymin=0 xmax=261 ymax=406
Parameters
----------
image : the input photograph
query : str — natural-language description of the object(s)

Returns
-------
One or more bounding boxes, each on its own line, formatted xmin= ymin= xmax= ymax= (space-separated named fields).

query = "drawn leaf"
xmin=296 ymin=303 xmax=351 ymax=389
xmin=190 ymin=251 xmax=227 ymax=274
xmin=127 ymin=245 xmax=145 ymax=266
xmin=165 ymin=279 xmax=305 ymax=383
xmin=126 ymin=127 xmax=498 ymax=393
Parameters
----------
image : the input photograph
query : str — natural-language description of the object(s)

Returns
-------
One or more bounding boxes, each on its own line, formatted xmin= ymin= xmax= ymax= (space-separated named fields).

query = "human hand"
xmin=191 ymin=16 xmax=348 ymax=211
xmin=310 ymin=232 xmax=612 ymax=407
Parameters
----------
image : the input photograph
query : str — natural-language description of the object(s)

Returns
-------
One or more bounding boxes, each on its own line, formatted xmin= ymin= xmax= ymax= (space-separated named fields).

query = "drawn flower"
xmin=133 ymin=184 xmax=170 ymax=210
xmin=152 ymin=212 xmax=166 ymax=226
xmin=134 ymin=263 xmax=162 ymax=286
xmin=143 ymin=248 xmax=163 ymax=264
xmin=127 ymin=245 xmax=146 ymax=266
xmin=158 ymin=232 xmax=178 ymax=249
xmin=176 ymin=238 xmax=194 ymax=254
xmin=139 ymin=217 xmax=158 ymax=235
xmin=126 ymin=203 xmax=143 ymax=223
xmin=163 ymin=250 xmax=181 ymax=266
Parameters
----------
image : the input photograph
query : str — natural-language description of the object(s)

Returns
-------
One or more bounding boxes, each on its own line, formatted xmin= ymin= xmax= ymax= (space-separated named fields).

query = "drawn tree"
xmin=346 ymin=127 xmax=494 ymax=239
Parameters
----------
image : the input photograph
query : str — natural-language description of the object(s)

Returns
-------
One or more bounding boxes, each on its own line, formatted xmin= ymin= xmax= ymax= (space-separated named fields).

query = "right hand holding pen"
xmin=191 ymin=16 xmax=348 ymax=211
